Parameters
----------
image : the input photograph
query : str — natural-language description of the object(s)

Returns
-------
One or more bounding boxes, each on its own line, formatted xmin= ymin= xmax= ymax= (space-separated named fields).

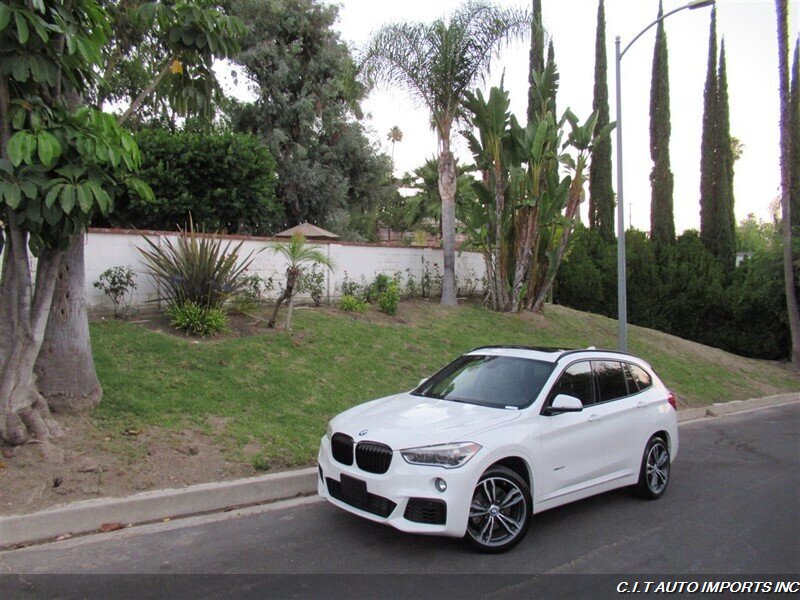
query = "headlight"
xmin=326 ymin=420 xmax=334 ymax=440
xmin=400 ymin=442 xmax=482 ymax=469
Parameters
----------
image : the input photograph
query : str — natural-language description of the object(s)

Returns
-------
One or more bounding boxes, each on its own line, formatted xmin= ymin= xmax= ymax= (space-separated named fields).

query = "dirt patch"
xmin=0 ymin=415 xmax=254 ymax=516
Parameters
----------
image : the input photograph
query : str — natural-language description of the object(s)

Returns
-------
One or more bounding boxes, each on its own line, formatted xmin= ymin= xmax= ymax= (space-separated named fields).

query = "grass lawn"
xmin=90 ymin=301 xmax=799 ymax=470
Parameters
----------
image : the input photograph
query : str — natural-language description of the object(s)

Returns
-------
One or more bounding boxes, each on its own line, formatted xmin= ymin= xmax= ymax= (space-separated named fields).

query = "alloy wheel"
xmin=467 ymin=476 xmax=528 ymax=548
xmin=646 ymin=441 xmax=670 ymax=495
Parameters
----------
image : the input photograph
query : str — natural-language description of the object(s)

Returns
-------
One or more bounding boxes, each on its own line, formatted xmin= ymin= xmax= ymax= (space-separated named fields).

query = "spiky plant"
xmin=138 ymin=217 xmax=256 ymax=310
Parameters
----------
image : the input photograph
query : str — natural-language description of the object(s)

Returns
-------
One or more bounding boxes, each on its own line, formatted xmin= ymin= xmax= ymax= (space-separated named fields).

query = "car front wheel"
xmin=464 ymin=466 xmax=532 ymax=553
xmin=635 ymin=436 xmax=671 ymax=499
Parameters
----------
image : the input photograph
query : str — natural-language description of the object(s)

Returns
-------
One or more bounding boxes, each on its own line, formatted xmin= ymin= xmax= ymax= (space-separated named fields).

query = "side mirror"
xmin=545 ymin=394 xmax=583 ymax=415
xmin=417 ymin=378 xmax=428 ymax=388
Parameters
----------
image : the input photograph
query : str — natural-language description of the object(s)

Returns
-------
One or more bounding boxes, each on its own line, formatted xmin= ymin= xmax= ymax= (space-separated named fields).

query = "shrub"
xmin=238 ymin=273 xmax=275 ymax=300
xmin=404 ymin=268 xmax=418 ymax=298
xmin=297 ymin=264 xmax=326 ymax=306
xmin=138 ymin=218 xmax=257 ymax=309
xmin=339 ymin=295 xmax=368 ymax=313
xmin=105 ymin=128 xmax=284 ymax=235
xmin=419 ymin=258 xmax=442 ymax=298
xmin=377 ymin=280 xmax=400 ymax=316
xmin=366 ymin=273 xmax=393 ymax=303
xmin=232 ymin=273 xmax=275 ymax=313
xmin=554 ymin=225 xmax=795 ymax=360
xmin=167 ymin=302 xmax=228 ymax=337
xmin=93 ymin=266 xmax=137 ymax=318
xmin=339 ymin=272 xmax=365 ymax=299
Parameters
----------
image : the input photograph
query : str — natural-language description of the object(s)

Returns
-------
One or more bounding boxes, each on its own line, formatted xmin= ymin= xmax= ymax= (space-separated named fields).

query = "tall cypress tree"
xmin=791 ymin=38 xmax=799 ymax=232
xmin=589 ymin=0 xmax=614 ymax=241
xmin=699 ymin=7 xmax=718 ymax=253
xmin=649 ymin=1 xmax=675 ymax=244
xmin=527 ymin=0 xmax=544 ymax=122
xmin=714 ymin=40 xmax=736 ymax=266
xmin=547 ymin=39 xmax=557 ymax=118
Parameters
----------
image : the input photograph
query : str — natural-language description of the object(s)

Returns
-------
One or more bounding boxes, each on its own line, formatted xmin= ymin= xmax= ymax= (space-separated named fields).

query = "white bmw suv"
xmin=317 ymin=346 xmax=678 ymax=553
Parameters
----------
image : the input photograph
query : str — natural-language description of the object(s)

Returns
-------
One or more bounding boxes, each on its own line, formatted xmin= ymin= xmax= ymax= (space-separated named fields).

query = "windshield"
xmin=413 ymin=355 xmax=555 ymax=409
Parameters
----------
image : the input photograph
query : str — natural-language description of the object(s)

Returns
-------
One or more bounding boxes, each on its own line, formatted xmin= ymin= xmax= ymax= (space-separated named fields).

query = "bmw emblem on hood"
xmin=358 ymin=429 xmax=368 ymax=437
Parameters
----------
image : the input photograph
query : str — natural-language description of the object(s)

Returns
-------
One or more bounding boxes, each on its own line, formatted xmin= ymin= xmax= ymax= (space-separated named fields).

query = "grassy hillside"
xmin=91 ymin=301 xmax=799 ymax=467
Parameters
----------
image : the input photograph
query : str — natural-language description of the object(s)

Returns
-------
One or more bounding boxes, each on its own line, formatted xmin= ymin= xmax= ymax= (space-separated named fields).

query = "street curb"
xmin=2 ymin=393 xmax=798 ymax=548
xmin=704 ymin=392 xmax=799 ymax=417
xmin=0 ymin=467 xmax=317 ymax=549
xmin=676 ymin=407 xmax=707 ymax=423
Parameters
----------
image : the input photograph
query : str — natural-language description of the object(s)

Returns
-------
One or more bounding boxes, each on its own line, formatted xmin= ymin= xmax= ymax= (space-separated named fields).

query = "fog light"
xmin=434 ymin=478 xmax=447 ymax=493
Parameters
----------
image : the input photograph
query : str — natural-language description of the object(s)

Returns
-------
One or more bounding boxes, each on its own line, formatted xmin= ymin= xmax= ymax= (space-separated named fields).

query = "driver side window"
xmin=549 ymin=361 xmax=595 ymax=406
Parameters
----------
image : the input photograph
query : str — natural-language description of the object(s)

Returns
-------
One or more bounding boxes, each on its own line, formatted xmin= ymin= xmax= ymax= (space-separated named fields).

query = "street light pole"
xmin=613 ymin=0 xmax=714 ymax=352
xmin=615 ymin=35 xmax=627 ymax=351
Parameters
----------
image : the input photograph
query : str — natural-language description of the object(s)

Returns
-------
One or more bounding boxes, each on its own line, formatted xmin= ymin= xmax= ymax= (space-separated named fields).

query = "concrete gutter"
xmin=1 ymin=393 xmax=798 ymax=548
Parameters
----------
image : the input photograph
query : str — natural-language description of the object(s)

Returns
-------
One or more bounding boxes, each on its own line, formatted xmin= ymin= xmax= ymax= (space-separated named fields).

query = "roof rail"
xmin=469 ymin=345 xmax=574 ymax=354
xmin=556 ymin=347 xmax=639 ymax=361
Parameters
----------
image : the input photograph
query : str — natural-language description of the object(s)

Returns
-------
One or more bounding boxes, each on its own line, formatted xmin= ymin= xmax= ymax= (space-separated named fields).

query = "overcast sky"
xmin=221 ymin=0 xmax=800 ymax=234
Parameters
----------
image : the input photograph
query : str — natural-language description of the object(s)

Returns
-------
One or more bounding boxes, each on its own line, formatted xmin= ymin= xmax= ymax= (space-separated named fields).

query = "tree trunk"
xmin=438 ymin=134 xmax=458 ymax=306
xmin=34 ymin=235 xmax=103 ymax=412
xmin=268 ymin=267 xmax=298 ymax=329
xmin=0 ymin=220 xmax=63 ymax=445
xmin=776 ymin=0 xmax=800 ymax=368
xmin=492 ymin=161 xmax=510 ymax=311
xmin=285 ymin=297 xmax=295 ymax=331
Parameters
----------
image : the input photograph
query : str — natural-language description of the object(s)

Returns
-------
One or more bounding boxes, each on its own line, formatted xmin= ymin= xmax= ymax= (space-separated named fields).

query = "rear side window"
xmin=627 ymin=363 xmax=653 ymax=392
xmin=594 ymin=361 xmax=629 ymax=402
xmin=550 ymin=361 xmax=594 ymax=406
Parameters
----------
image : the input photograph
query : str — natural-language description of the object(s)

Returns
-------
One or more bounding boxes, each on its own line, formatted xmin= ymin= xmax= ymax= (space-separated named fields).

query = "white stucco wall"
xmin=83 ymin=229 xmax=486 ymax=311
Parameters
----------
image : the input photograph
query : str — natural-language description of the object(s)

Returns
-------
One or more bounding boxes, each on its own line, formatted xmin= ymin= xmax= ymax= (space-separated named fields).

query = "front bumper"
xmin=317 ymin=435 xmax=476 ymax=538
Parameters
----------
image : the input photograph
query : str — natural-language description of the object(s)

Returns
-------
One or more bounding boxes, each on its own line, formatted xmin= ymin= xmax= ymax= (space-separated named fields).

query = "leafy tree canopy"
xmin=228 ymin=0 xmax=392 ymax=234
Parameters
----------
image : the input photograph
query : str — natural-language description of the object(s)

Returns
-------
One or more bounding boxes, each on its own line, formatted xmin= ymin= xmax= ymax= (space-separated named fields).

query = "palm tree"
xmin=268 ymin=234 xmax=336 ymax=331
xmin=363 ymin=1 xmax=530 ymax=306
xmin=401 ymin=157 xmax=478 ymax=232
xmin=776 ymin=0 xmax=800 ymax=367
xmin=387 ymin=126 xmax=403 ymax=163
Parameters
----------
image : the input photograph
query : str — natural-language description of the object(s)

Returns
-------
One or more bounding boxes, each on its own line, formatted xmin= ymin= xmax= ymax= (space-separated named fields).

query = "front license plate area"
xmin=340 ymin=474 xmax=368 ymax=504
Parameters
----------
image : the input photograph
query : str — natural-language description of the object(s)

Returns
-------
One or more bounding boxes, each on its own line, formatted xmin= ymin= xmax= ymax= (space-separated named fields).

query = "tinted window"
xmin=550 ymin=361 xmax=594 ymax=406
xmin=628 ymin=363 xmax=653 ymax=392
xmin=594 ymin=361 xmax=629 ymax=402
xmin=414 ymin=355 xmax=555 ymax=409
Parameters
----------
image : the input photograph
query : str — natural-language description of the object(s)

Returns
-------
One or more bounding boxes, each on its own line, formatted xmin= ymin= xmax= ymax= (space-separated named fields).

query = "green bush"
xmin=377 ymin=280 xmax=400 ymax=316
xmin=339 ymin=295 xmax=368 ymax=313
xmin=339 ymin=272 xmax=365 ymax=299
xmin=138 ymin=219 xmax=256 ymax=309
xmin=93 ymin=266 xmax=137 ymax=319
xmin=232 ymin=273 xmax=275 ymax=313
xmin=366 ymin=273 xmax=393 ymax=303
xmin=168 ymin=301 xmax=228 ymax=337
xmin=105 ymin=128 xmax=284 ymax=235
xmin=555 ymin=226 xmax=795 ymax=360
xmin=297 ymin=264 xmax=326 ymax=306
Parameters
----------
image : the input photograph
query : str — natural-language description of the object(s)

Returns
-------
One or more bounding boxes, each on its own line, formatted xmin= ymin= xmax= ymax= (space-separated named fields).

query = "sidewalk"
xmin=1 ymin=392 xmax=797 ymax=549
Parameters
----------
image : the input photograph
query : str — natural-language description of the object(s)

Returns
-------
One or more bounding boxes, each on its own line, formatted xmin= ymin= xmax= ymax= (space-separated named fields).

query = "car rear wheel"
xmin=464 ymin=466 xmax=531 ymax=553
xmin=634 ymin=436 xmax=671 ymax=499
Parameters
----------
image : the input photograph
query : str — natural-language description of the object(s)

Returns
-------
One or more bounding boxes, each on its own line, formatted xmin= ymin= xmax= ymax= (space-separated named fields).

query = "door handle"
xmin=636 ymin=401 xmax=649 ymax=408
xmin=587 ymin=413 xmax=603 ymax=422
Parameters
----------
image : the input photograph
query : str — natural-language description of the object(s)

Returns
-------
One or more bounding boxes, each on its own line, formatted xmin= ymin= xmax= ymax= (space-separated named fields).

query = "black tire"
xmin=463 ymin=465 xmax=532 ymax=553
xmin=634 ymin=436 xmax=671 ymax=499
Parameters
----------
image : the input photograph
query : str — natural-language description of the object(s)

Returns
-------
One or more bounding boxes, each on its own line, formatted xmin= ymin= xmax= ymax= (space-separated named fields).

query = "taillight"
xmin=666 ymin=392 xmax=677 ymax=410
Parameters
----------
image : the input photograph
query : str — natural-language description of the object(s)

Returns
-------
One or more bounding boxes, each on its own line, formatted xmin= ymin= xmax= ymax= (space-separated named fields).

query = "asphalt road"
xmin=1 ymin=404 xmax=798 ymax=598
